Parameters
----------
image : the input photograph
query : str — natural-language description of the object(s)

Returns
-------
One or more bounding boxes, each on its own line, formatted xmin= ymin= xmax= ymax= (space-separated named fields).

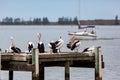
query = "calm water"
xmin=0 ymin=25 xmax=120 ymax=80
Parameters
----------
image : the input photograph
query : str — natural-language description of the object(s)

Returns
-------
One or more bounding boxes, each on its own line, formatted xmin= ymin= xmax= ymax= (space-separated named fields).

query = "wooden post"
xmin=95 ymin=46 xmax=102 ymax=80
xmin=32 ymin=48 xmax=35 ymax=64
xmin=0 ymin=49 xmax=1 ymax=80
xmin=65 ymin=61 xmax=70 ymax=80
xmin=32 ymin=48 xmax=39 ymax=80
xmin=9 ymin=70 xmax=13 ymax=80
xmin=39 ymin=63 xmax=44 ymax=80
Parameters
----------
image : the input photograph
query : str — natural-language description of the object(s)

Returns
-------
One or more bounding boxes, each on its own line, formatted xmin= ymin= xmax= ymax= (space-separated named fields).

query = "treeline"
xmin=0 ymin=16 xmax=119 ymax=25
xmin=0 ymin=16 xmax=78 ymax=25
xmin=0 ymin=17 xmax=49 ymax=25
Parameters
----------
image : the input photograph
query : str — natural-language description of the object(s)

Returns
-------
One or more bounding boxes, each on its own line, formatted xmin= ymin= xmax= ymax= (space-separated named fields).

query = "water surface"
xmin=0 ymin=25 xmax=120 ymax=80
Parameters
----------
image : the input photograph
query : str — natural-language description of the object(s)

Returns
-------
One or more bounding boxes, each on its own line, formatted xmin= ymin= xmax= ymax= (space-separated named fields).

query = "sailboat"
xmin=68 ymin=0 xmax=97 ymax=40
xmin=68 ymin=25 xmax=97 ymax=40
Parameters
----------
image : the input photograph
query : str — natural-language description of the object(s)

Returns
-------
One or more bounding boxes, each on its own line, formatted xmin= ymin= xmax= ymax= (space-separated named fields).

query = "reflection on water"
xmin=0 ymin=25 xmax=120 ymax=80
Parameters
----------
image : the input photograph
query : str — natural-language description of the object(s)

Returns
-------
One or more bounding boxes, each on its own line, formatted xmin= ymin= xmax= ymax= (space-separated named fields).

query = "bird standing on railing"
xmin=48 ymin=41 xmax=57 ymax=53
xmin=67 ymin=36 xmax=81 ymax=52
xmin=82 ymin=46 xmax=95 ymax=53
xmin=10 ymin=37 xmax=21 ymax=53
xmin=37 ymin=33 xmax=45 ymax=53
xmin=55 ymin=36 xmax=64 ymax=52
xmin=48 ymin=36 xmax=64 ymax=53
xmin=27 ymin=41 xmax=34 ymax=52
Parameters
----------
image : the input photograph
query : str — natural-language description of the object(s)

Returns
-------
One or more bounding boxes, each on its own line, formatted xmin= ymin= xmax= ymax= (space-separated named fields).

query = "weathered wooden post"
xmin=32 ymin=48 xmax=39 ymax=80
xmin=39 ymin=63 xmax=44 ymax=80
xmin=65 ymin=61 xmax=70 ymax=80
xmin=0 ymin=49 xmax=1 ymax=80
xmin=95 ymin=46 xmax=102 ymax=80
xmin=9 ymin=71 xmax=13 ymax=80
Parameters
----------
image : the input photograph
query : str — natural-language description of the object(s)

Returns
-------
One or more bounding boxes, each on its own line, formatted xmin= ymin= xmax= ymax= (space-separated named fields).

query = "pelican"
xmin=48 ymin=41 xmax=57 ymax=53
xmin=48 ymin=36 xmax=64 ymax=53
xmin=67 ymin=36 xmax=81 ymax=52
xmin=10 ymin=37 xmax=21 ymax=53
xmin=70 ymin=40 xmax=81 ymax=52
xmin=82 ymin=46 xmax=95 ymax=56
xmin=37 ymin=33 xmax=45 ymax=53
xmin=28 ymin=41 xmax=34 ymax=52
xmin=55 ymin=36 xmax=64 ymax=52
xmin=82 ymin=46 xmax=95 ymax=53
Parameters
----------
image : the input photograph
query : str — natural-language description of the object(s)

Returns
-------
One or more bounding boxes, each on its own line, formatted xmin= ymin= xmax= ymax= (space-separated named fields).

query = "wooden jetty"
xmin=0 ymin=46 xmax=104 ymax=80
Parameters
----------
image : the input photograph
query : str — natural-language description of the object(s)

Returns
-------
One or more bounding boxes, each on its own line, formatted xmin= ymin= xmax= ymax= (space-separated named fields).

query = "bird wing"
xmin=76 ymin=41 xmax=81 ymax=46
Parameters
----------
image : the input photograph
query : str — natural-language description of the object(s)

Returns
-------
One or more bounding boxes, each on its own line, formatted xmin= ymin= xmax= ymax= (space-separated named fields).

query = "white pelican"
xmin=28 ymin=41 xmax=34 ymax=52
xmin=70 ymin=40 xmax=81 ymax=52
xmin=82 ymin=46 xmax=95 ymax=56
xmin=67 ymin=36 xmax=81 ymax=52
xmin=82 ymin=46 xmax=95 ymax=53
xmin=48 ymin=41 xmax=57 ymax=53
xmin=37 ymin=33 xmax=45 ymax=53
xmin=10 ymin=37 xmax=21 ymax=53
xmin=55 ymin=36 xmax=64 ymax=52
xmin=48 ymin=36 xmax=64 ymax=53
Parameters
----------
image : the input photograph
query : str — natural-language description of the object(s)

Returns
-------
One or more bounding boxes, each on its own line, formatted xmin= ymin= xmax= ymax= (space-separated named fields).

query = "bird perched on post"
xmin=10 ymin=37 xmax=21 ymax=53
xmin=37 ymin=33 xmax=45 ymax=53
xmin=27 ymin=41 xmax=34 ymax=52
xmin=55 ymin=36 xmax=64 ymax=52
xmin=67 ymin=36 xmax=81 ymax=52
xmin=48 ymin=36 xmax=64 ymax=53
xmin=48 ymin=41 xmax=57 ymax=53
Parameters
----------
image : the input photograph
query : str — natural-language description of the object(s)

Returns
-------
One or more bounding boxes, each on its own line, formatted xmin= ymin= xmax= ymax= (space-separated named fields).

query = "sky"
xmin=0 ymin=0 xmax=120 ymax=21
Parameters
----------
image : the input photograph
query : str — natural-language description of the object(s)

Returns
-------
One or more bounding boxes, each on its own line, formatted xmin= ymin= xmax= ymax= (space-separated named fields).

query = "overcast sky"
xmin=0 ymin=0 xmax=120 ymax=21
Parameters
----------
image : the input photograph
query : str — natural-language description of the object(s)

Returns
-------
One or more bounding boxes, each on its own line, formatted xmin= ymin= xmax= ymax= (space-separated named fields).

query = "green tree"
xmin=115 ymin=15 xmax=119 ymax=25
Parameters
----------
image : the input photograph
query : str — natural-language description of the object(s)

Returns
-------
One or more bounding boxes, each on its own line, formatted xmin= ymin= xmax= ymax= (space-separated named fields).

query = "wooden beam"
xmin=1 ymin=52 xmax=95 ymax=62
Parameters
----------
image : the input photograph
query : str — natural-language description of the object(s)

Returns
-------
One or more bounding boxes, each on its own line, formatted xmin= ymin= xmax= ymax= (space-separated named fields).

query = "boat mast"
xmin=78 ymin=0 xmax=80 ymax=26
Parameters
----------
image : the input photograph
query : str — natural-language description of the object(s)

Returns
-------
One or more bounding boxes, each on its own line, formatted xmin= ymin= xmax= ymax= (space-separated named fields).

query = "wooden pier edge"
xmin=0 ymin=46 xmax=104 ymax=80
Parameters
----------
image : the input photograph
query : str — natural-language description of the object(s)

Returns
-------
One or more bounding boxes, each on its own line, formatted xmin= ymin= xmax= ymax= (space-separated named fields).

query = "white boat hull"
xmin=68 ymin=32 xmax=97 ymax=40
xmin=71 ymin=35 xmax=96 ymax=40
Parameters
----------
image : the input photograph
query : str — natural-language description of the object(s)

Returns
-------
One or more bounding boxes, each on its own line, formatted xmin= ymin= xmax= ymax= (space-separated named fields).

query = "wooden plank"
xmin=39 ymin=56 xmax=94 ymax=62
xmin=1 ymin=54 xmax=28 ymax=61
xmin=11 ymin=55 xmax=27 ymax=61
xmin=1 ymin=53 xmax=95 ymax=62
xmin=1 ymin=54 xmax=12 ymax=61
xmin=38 ymin=52 xmax=94 ymax=62
xmin=2 ymin=63 xmax=35 ymax=71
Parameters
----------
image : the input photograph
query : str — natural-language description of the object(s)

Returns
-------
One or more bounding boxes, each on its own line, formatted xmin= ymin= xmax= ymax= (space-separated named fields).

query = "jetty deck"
xmin=0 ymin=46 xmax=104 ymax=80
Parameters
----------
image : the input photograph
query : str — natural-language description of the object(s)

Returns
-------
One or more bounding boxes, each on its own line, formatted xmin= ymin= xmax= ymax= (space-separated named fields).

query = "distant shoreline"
xmin=0 ymin=20 xmax=120 ymax=25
